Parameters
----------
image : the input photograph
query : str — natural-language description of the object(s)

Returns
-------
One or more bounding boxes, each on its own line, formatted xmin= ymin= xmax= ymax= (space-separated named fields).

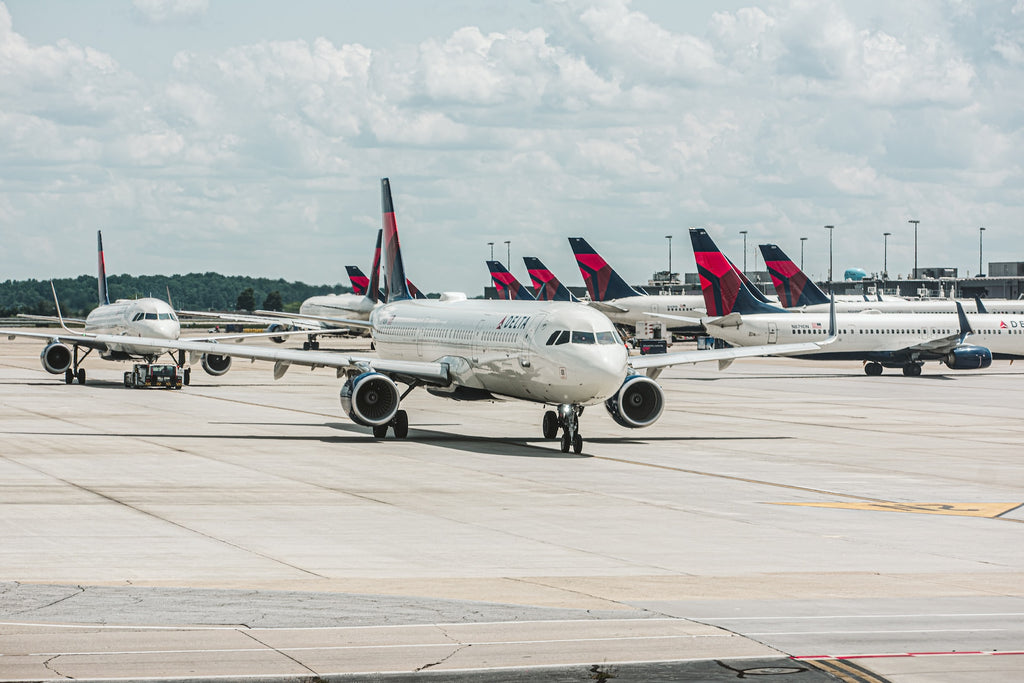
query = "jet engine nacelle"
xmin=265 ymin=322 xmax=293 ymax=344
xmin=41 ymin=342 xmax=73 ymax=374
xmin=201 ymin=353 xmax=232 ymax=376
xmin=604 ymin=374 xmax=665 ymax=428
xmin=340 ymin=372 xmax=400 ymax=427
xmin=944 ymin=345 xmax=993 ymax=370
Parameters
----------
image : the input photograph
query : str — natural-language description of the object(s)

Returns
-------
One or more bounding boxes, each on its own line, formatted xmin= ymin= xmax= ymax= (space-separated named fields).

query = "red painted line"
xmin=838 ymin=654 xmax=913 ymax=659
xmin=992 ymin=651 xmax=1024 ymax=656
xmin=906 ymin=651 xmax=983 ymax=656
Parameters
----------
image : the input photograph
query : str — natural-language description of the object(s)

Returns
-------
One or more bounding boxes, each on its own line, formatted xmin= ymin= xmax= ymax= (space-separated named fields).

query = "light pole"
xmin=487 ymin=241 xmax=494 ymax=260
xmin=979 ymin=227 xmax=986 ymax=276
xmin=799 ymin=236 xmax=807 ymax=270
xmin=739 ymin=230 xmax=748 ymax=273
xmin=883 ymin=232 xmax=891 ymax=279
xmin=824 ymin=225 xmax=835 ymax=287
xmin=908 ymin=219 xmax=919 ymax=277
xmin=504 ymin=240 xmax=510 ymax=267
xmin=665 ymin=235 xmax=672 ymax=279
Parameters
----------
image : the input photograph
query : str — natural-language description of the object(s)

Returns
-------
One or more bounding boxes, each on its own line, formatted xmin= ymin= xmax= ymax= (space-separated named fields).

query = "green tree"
xmin=236 ymin=287 xmax=256 ymax=311
xmin=262 ymin=290 xmax=283 ymax=311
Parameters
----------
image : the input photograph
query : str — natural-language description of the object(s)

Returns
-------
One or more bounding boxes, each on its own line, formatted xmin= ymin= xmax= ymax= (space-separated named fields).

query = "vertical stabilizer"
xmin=759 ymin=244 xmax=829 ymax=307
xmin=568 ymin=237 xmax=645 ymax=301
xmin=381 ymin=178 xmax=412 ymax=302
xmin=97 ymin=230 xmax=110 ymax=306
xmin=346 ymin=265 xmax=370 ymax=297
xmin=689 ymin=228 xmax=786 ymax=316
xmin=406 ymin=279 xmax=427 ymax=300
xmin=367 ymin=229 xmax=384 ymax=303
xmin=487 ymin=261 xmax=536 ymax=300
xmin=523 ymin=256 xmax=578 ymax=302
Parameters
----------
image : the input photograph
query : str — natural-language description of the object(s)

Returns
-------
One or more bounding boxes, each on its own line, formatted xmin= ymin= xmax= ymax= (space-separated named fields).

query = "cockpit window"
xmin=145 ymin=313 xmax=158 ymax=320
xmin=158 ymin=313 xmax=172 ymax=320
xmin=132 ymin=313 xmax=143 ymax=321
xmin=554 ymin=330 xmax=570 ymax=345
xmin=596 ymin=331 xmax=618 ymax=345
xmin=546 ymin=331 xmax=560 ymax=346
xmin=571 ymin=331 xmax=595 ymax=344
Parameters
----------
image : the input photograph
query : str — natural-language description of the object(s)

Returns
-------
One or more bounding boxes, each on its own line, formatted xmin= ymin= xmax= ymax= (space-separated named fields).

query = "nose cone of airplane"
xmin=143 ymin=320 xmax=180 ymax=340
xmin=579 ymin=344 xmax=629 ymax=402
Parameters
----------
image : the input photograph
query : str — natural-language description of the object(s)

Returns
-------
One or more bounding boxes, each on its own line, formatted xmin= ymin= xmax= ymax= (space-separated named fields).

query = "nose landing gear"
xmin=543 ymin=404 xmax=584 ymax=454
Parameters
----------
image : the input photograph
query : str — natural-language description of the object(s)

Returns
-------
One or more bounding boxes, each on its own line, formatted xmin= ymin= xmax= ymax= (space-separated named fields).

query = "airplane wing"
xmin=1 ymin=328 xmax=118 ymax=353
xmin=177 ymin=309 xmax=326 ymax=331
xmin=252 ymin=309 xmax=372 ymax=329
xmin=585 ymin=301 xmax=631 ymax=314
xmin=628 ymin=339 xmax=830 ymax=376
xmin=60 ymin=333 xmax=451 ymax=385
xmin=17 ymin=313 xmax=87 ymax=325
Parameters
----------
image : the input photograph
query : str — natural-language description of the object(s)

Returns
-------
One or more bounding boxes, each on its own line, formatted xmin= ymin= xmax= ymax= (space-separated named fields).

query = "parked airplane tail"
xmin=689 ymin=228 xmax=786 ymax=316
xmin=381 ymin=178 xmax=412 ymax=302
xmin=523 ymin=256 xmax=577 ymax=302
xmin=97 ymin=230 xmax=110 ymax=306
xmin=731 ymin=258 xmax=772 ymax=304
xmin=366 ymin=229 xmax=384 ymax=303
xmin=407 ymin=279 xmax=427 ymax=300
xmin=346 ymin=266 xmax=370 ymax=296
xmin=568 ymin=237 xmax=645 ymax=301
xmin=759 ymin=244 xmax=829 ymax=307
xmin=487 ymin=261 xmax=536 ymax=301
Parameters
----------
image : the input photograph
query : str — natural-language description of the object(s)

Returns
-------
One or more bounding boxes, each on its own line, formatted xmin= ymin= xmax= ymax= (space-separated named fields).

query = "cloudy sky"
xmin=2 ymin=0 xmax=1022 ymax=291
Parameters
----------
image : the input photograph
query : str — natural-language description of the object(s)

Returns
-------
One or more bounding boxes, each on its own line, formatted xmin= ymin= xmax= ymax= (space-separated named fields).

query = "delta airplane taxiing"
xmin=686 ymin=228 xmax=1024 ymax=376
xmin=1 ymin=232 xmax=307 ymax=384
xmin=106 ymin=178 xmax=831 ymax=453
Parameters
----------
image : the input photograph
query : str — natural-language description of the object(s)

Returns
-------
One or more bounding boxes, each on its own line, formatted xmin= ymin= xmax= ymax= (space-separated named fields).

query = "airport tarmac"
xmin=1 ymin=335 xmax=1022 ymax=682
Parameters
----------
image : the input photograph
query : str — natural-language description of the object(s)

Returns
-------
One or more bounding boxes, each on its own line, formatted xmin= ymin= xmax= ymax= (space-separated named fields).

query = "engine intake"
xmin=604 ymin=374 xmax=664 ymax=428
xmin=340 ymin=372 xmax=400 ymax=427
xmin=41 ymin=342 xmax=73 ymax=374
xmin=201 ymin=353 xmax=232 ymax=376
xmin=944 ymin=344 xmax=992 ymax=370
xmin=265 ymin=322 xmax=293 ymax=344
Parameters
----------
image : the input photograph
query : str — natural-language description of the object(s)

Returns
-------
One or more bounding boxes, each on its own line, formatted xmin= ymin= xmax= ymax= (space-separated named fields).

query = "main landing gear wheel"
xmin=372 ymin=423 xmax=388 ymax=439
xmin=864 ymin=362 xmax=883 ymax=376
xmin=902 ymin=363 xmax=922 ymax=377
xmin=65 ymin=369 xmax=74 ymax=385
xmin=393 ymin=410 xmax=409 ymax=439
xmin=542 ymin=410 xmax=558 ymax=439
xmin=76 ymin=369 xmax=86 ymax=385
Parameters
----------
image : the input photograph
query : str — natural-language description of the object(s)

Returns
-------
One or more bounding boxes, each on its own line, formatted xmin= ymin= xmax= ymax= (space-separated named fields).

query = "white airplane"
xmin=2 ymin=231 xmax=310 ymax=384
xmin=682 ymin=228 xmax=1024 ymax=376
xmin=77 ymin=179 xmax=832 ymax=453
xmin=758 ymin=243 xmax=1024 ymax=314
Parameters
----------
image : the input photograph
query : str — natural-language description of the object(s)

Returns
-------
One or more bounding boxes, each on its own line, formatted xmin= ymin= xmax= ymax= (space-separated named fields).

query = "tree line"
xmin=0 ymin=273 xmax=352 ymax=318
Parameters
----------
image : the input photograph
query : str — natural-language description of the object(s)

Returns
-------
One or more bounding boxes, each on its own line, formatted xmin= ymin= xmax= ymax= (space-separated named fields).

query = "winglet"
xmin=381 ymin=178 xmax=412 ymax=302
xmin=974 ymin=296 xmax=989 ymax=314
xmin=97 ymin=230 xmax=110 ymax=306
xmin=568 ymin=237 xmax=645 ymax=301
xmin=367 ymin=229 xmax=383 ymax=303
xmin=956 ymin=301 xmax=974 ymax=343
xmin=824 ymin=292 xmax=838 ymax=345
xmin=50 ymin=281 xmax=73 ymax=333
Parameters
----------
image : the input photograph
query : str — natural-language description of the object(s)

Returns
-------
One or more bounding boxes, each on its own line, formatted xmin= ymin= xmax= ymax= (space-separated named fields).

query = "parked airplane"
xmin=568 ymin=237 xmax=705 ymax=335
xmin=2 ymin=231 xmax=301 ymax=384
xmin=487 ymin=261 xmax=536 ymax=300
xmin=99 ymin=179 xmax=830 ymax=453
xmin=688 ymin=228 xmax=1023 ymax=376
xmin=759 ymin=243 xmax=1024 ymax=314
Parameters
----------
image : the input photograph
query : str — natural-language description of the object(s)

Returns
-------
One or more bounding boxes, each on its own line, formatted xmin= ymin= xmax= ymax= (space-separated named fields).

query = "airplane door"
xmin=768 ymin=322 xmax=778 ymax=344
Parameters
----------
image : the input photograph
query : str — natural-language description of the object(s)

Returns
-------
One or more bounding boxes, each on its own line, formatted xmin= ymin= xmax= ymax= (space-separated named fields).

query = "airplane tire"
xmin=865 ymin=362 xmax=883 ymax=376
xmin=372 ymin=423 xmax=388 ymax=439
xmin=903 ymin=364 xmax=922 ymax=377
xmin=393 ymin=410 xmax=409 ymax=439
xmin=77 ymin=369 xmax=86 ymax=385
xmin=542 ymin=410 xmax=558 ymax=439
xmin=572 ymin=434 xmax=583 ymax=454
xmin=65 ymin=369 xmax=74 ymax=385
xmin=560 ymin=433 xmax=571 ymax=453
xmin=302 ymin=341 xmax=310 ymax=350
xmin=183 ymin=368 xmax=191 ymax=386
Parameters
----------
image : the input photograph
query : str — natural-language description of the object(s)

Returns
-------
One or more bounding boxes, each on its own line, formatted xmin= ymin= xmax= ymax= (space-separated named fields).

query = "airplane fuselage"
xmin=83 ymin=298 xmax=180 ymax=357
xmin=793 ymin=299 xmax=1024 ymax=315
xmin=301 ymin=294 xmax=378 ymax=322
xmin=371 ymin=299 xmax=628 ymax=405
xmin=710 ymin=311 xmax=1024 ymax=362
xmin=596 ymin=295 xmax=706 ymax=332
